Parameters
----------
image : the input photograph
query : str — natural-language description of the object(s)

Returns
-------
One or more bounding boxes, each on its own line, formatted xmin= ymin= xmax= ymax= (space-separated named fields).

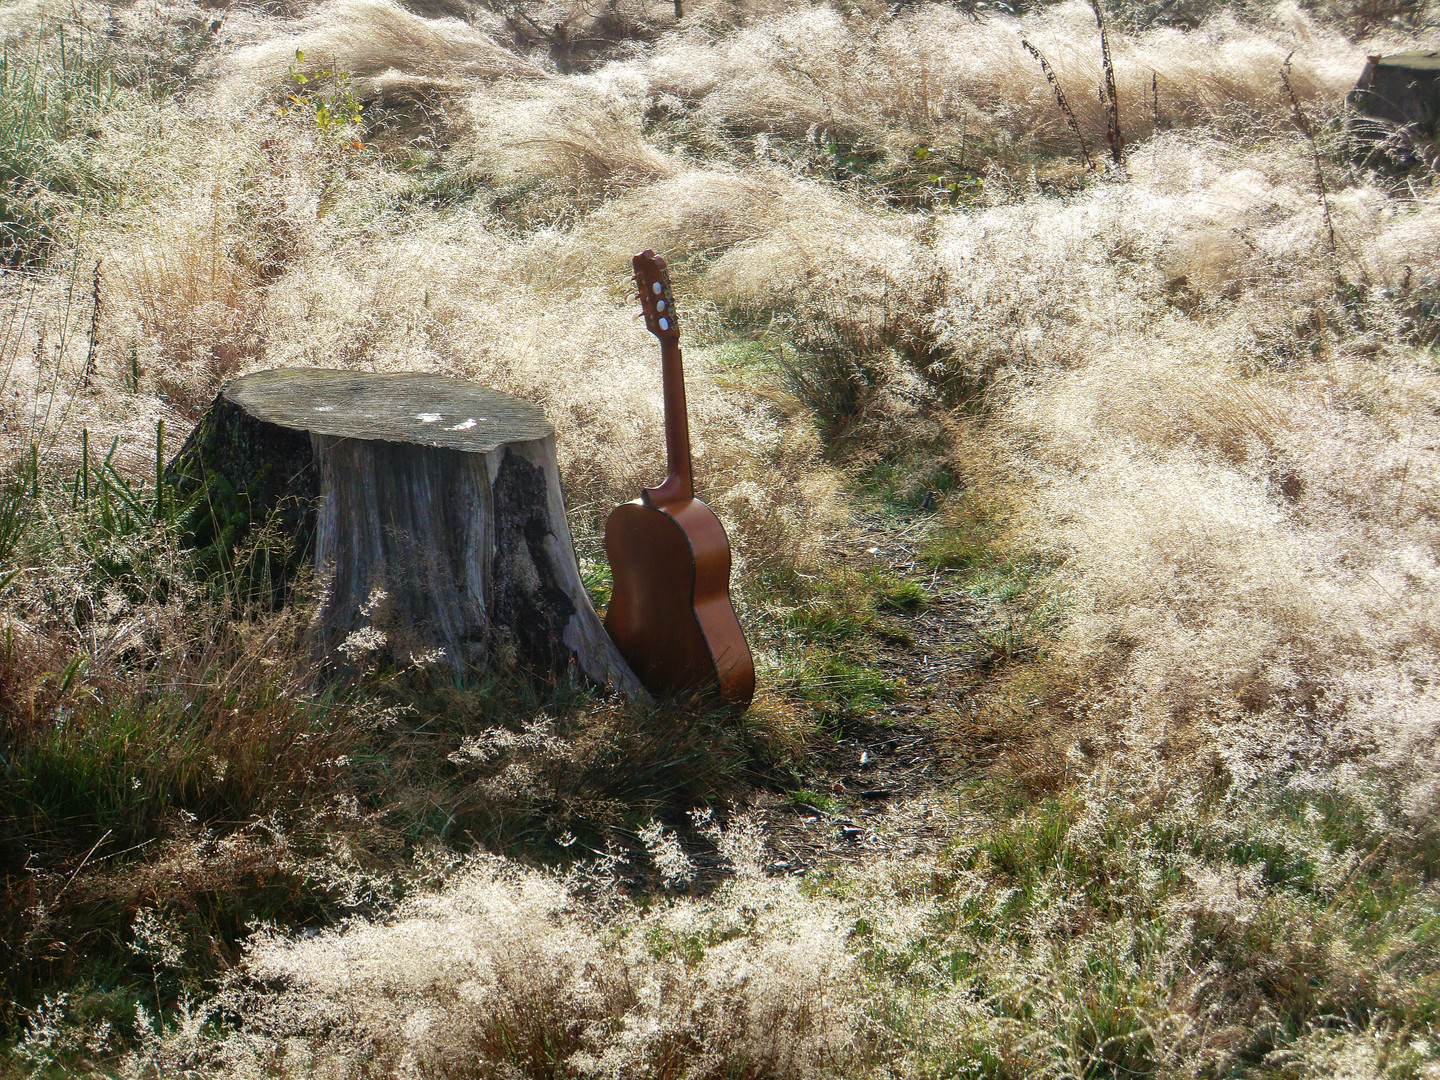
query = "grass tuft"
xmin=0 ymin=21 xmax=120 ymax=267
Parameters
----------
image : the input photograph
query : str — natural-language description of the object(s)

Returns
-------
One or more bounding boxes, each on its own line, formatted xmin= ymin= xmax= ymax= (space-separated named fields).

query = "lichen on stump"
xmin=166 ymin=391 xmax=319 ymax=599
xmin=168 ymin=368 xmax=644 ymax=697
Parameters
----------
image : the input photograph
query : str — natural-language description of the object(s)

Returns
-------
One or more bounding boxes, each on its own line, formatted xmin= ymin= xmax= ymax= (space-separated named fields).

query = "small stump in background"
xmin=168 ymin=368 xmax=643 ymax=696
xmin=1348 ymin=51 xmax=1440 ymax=168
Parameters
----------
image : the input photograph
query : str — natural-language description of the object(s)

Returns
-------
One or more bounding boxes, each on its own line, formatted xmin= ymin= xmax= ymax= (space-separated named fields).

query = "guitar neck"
xmin=645 ymin=337 xmax=694 ymax=507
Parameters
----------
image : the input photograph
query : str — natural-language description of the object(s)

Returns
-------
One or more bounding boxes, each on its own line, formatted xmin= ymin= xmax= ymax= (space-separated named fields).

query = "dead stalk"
xmin=1090 ymin=0 xmax=1126 ymax=171
xmin=1152 ymin=70 xmax=1159 ymax=168
xmin=1282 ymin=52 xmax=1337 ymax=254
xmin=1022 ymin=38 xmax=1097 ymax=172
xmin=83 ymin=259 xmax=100 ymax=388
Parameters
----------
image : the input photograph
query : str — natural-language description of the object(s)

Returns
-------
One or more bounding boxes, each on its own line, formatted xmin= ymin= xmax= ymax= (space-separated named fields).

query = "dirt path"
xmin=742 ymin=515 xmax=1013 ymax=877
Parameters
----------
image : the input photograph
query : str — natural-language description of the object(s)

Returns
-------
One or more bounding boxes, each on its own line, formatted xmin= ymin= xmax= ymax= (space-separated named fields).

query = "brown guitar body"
xmin=602 ymin=249 xmax=755 ymax=710
xmin=605 ymin=497 xmax=755 ymax=707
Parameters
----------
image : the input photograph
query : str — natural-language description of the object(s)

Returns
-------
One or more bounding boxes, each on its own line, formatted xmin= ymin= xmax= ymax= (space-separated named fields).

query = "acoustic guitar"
xmin=603 ymin=251 xmax=756 ymax=710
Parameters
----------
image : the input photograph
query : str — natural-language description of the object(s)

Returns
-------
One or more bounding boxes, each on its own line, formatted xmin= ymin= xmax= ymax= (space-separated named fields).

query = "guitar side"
xmin=604 ymin=248 xmax=756 ymax=710
xmin=604 ymin=497 xmax=755 ymax=708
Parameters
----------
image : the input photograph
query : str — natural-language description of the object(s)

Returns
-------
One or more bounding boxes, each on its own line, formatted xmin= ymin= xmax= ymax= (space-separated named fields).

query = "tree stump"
xmin=167 ymin=368 xmax=644 ymax=696
xmin=1348 ymin=51 xmax=1440 ymax=168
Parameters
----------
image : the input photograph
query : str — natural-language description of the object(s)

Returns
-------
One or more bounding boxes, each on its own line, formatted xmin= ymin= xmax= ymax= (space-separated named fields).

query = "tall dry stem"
xmin=1281 ymin=51 xmax=1336 ymax=254
xmin=1091 ymin=0 xmax=1126 ymax=170
xmin=1024 ymin=37 xmax=1098 ymax=171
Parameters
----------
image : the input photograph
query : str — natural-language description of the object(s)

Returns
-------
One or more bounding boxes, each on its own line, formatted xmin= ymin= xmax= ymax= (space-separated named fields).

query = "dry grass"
xmin=953 ymin=140 xmax=1440 ymax=810
xmin=110 ymin=856 xmax=870 ymax=1079
xmin=640 ymin=1 xmax=1378 ymax=165
xmin=3 ymin=0 xmax=1440 ymax=1073
xmin=466 ymin=76 xmax=678 ymax=206
xmin=225 ymin=0 xmax=540 ymax=95
xmin=116 ymin=203 xmax=264 ymax=413
xmin=0 ymin=493 xmax=361 ymax=1027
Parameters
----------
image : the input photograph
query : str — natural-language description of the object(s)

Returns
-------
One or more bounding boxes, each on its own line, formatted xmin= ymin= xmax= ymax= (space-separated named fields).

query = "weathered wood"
xmin=168 ymin=368 xmax=644 ymax=697
xmin=1348 ymin=51 xmax=1440 ymax=168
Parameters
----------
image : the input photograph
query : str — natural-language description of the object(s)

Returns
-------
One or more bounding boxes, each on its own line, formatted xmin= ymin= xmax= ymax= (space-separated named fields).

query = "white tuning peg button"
xmin=652 ymin=281 xmax=663 ymax=294
xmin=656 ymin=300 xmax=666 ymax=311
xmin=659 ymin=317 xmax=670 ymax=330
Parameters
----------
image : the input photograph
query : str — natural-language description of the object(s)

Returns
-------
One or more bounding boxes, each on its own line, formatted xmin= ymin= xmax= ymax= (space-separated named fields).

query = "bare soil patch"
xmin=736 ymin=514 xmax=1042 ymax=879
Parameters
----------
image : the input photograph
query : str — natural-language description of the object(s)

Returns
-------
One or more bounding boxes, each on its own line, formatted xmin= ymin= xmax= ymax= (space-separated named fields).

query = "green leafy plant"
xmin=279 ymin=50 xmax=365 ymax=148
xmin=581 ymin=559 xmax=613 ymax=611
xmin=909 ymin=142 xmax=985 ymax=207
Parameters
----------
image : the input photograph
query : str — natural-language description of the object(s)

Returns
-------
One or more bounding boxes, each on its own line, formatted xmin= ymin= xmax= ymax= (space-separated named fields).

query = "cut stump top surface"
xmin=223 ymin=369 xmax=553 ymax=453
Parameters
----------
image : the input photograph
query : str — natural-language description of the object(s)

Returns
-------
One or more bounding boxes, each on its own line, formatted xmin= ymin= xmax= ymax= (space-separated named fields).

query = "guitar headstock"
xmin=633 ymin=249 xmax=680 ymax=342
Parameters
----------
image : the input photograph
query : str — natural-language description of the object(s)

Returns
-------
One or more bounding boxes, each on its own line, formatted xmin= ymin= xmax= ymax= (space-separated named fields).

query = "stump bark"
xmin=168 ymin=368 xmax=644 ymax=696
xmin=1348 ymin=51 xmax=1440 ymax=168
